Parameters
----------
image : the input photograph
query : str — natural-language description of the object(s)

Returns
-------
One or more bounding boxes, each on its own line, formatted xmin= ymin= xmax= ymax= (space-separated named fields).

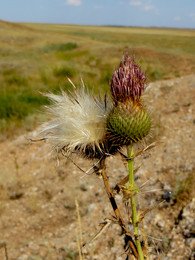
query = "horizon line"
xmin=1 ymin=19 xmax=195 ymax=30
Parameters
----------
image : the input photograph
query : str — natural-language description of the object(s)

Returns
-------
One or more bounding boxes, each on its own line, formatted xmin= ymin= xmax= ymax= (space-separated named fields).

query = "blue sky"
xmin=0 ymin=0 xmax=195 ymax=28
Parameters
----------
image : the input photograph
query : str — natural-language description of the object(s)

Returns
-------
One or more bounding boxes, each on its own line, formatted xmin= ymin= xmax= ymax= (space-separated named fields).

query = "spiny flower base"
xmin=74 ymin=140 xmax=120 ymax=159
xmin=107 ymin=100 xmax=151 ymax=145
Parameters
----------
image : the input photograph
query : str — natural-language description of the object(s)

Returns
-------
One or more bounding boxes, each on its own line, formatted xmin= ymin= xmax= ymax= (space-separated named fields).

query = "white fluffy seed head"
xmin=41 ymin=87 xmax=109 ymax=156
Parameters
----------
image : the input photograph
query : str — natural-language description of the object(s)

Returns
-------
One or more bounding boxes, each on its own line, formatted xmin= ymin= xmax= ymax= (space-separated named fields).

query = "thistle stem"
xmin=100 ymin=157 xmax=138 ymax=259
xmin=127 ymin=145 xmax=144 ymax=260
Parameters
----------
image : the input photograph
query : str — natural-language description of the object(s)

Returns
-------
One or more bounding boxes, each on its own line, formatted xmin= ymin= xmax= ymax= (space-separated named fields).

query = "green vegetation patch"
xmin=0 ymin=92 xmax=48 ymax=120
xmin=99 ymin=71 xmax=113 ymax=84
xmin=146 ymin=67 xmax=165 ymax=81
xmin=42 ymin=42 xmax=78 ymax=53
xmin=53 ymin=66 xmax=75 ymax=78
xmin=4 ymin=74 xmax=28 ymax=86
xmin=56 ymin=50 xmax=88 ymax=60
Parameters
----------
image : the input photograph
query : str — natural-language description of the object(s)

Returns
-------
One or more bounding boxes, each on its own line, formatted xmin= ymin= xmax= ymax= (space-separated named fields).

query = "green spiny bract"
xmin=106 ymin=54 xmax=151 ymax=146
xmin=107 ymin=100 xmax=151 ymax=145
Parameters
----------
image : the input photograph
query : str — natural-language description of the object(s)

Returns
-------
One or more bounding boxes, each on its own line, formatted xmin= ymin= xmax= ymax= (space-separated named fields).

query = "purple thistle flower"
xmin=110 ymin=54 xmax=146 ymax=104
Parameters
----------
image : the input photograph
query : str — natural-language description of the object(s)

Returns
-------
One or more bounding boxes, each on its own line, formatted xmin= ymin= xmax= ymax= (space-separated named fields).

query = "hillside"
xmin=0 ymin=20 xmax=195 ymax=138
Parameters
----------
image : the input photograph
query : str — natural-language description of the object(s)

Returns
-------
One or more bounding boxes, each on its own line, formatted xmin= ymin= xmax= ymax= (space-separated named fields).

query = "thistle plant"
xmin=40 ymin=54 xmax=152 ymax=259
xmin=107 ymin=54 xmax=151 ymax=259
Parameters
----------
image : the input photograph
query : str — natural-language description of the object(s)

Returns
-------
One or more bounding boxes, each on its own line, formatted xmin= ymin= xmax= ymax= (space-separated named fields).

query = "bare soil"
xmin=0 ymin=75 xmax=195 ymax=260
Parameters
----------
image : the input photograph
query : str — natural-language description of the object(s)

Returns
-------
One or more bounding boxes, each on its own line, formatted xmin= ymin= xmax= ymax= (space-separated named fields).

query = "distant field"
xmin=0 ymin=20 xmax=195 ymax=138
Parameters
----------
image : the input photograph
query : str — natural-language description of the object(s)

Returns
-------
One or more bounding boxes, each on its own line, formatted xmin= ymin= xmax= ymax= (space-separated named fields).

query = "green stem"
xmin=127 ymin=145 xmax=144 ymax=260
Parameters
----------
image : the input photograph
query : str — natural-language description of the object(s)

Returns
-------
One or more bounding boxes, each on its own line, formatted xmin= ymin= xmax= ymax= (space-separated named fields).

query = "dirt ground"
xmin=0 ymin=75 xmax=195 ymax=260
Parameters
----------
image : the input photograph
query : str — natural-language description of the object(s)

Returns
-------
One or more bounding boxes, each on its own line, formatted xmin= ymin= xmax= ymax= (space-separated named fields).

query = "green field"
xmin=0 ymin=20 xmax=195 ymax=138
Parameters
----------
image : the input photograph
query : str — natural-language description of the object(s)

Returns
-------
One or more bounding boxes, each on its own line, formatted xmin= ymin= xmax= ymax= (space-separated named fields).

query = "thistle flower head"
xmin=41 ymin=84 xmax=111 ymax=159
xmin=107 ymin=54 xmax=151 ymax=146
xmin=110 ymin=53 xmax=146 ymax=104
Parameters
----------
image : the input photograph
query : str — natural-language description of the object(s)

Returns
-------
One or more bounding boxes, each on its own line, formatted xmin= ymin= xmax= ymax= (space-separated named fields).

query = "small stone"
xmin=186 ymin=238 xmax=195 ymax=250
xmin=28 ymin=241 xmax=40 ymax=253
xmin=20 ymin=248 xmax=25 ymax=253
xmin=162 ymin=190 xmax=172 ymax=202
xmin=39 ymin=247 xmax=48 ymax=258
xmin=9 ymin=191 xmax=24 ymax=200
xmin=153 ymin=213 xmax=165 ymax=229
xmin=64 ymin=203 xmax=75 ymax=210
xmin=79 ymin=183 xmax=88 ymax=191
xmin=17 ymin=254 xmax=29 ymax=260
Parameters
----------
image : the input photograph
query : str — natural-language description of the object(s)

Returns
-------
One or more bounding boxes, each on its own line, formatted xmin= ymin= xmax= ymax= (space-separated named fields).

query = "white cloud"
xmin=174 ymin=16 xmax=181 ymax=21
xmin=129 ymin=0 xmax=142 ymax=6
xmin=189 ymin=13 xmax=195 ymax=21
xmin=66 ymin=0 xmax=82 ymax=6
xmin=129 ymin=0 xmax=159 ymax=14
xmin=93 ymin=5 xmax=102 ymax=9
xmin=144 ymin=4 xmax=159 ymax=14
xmin=144 ymin=5 xmax=153 ymax=11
